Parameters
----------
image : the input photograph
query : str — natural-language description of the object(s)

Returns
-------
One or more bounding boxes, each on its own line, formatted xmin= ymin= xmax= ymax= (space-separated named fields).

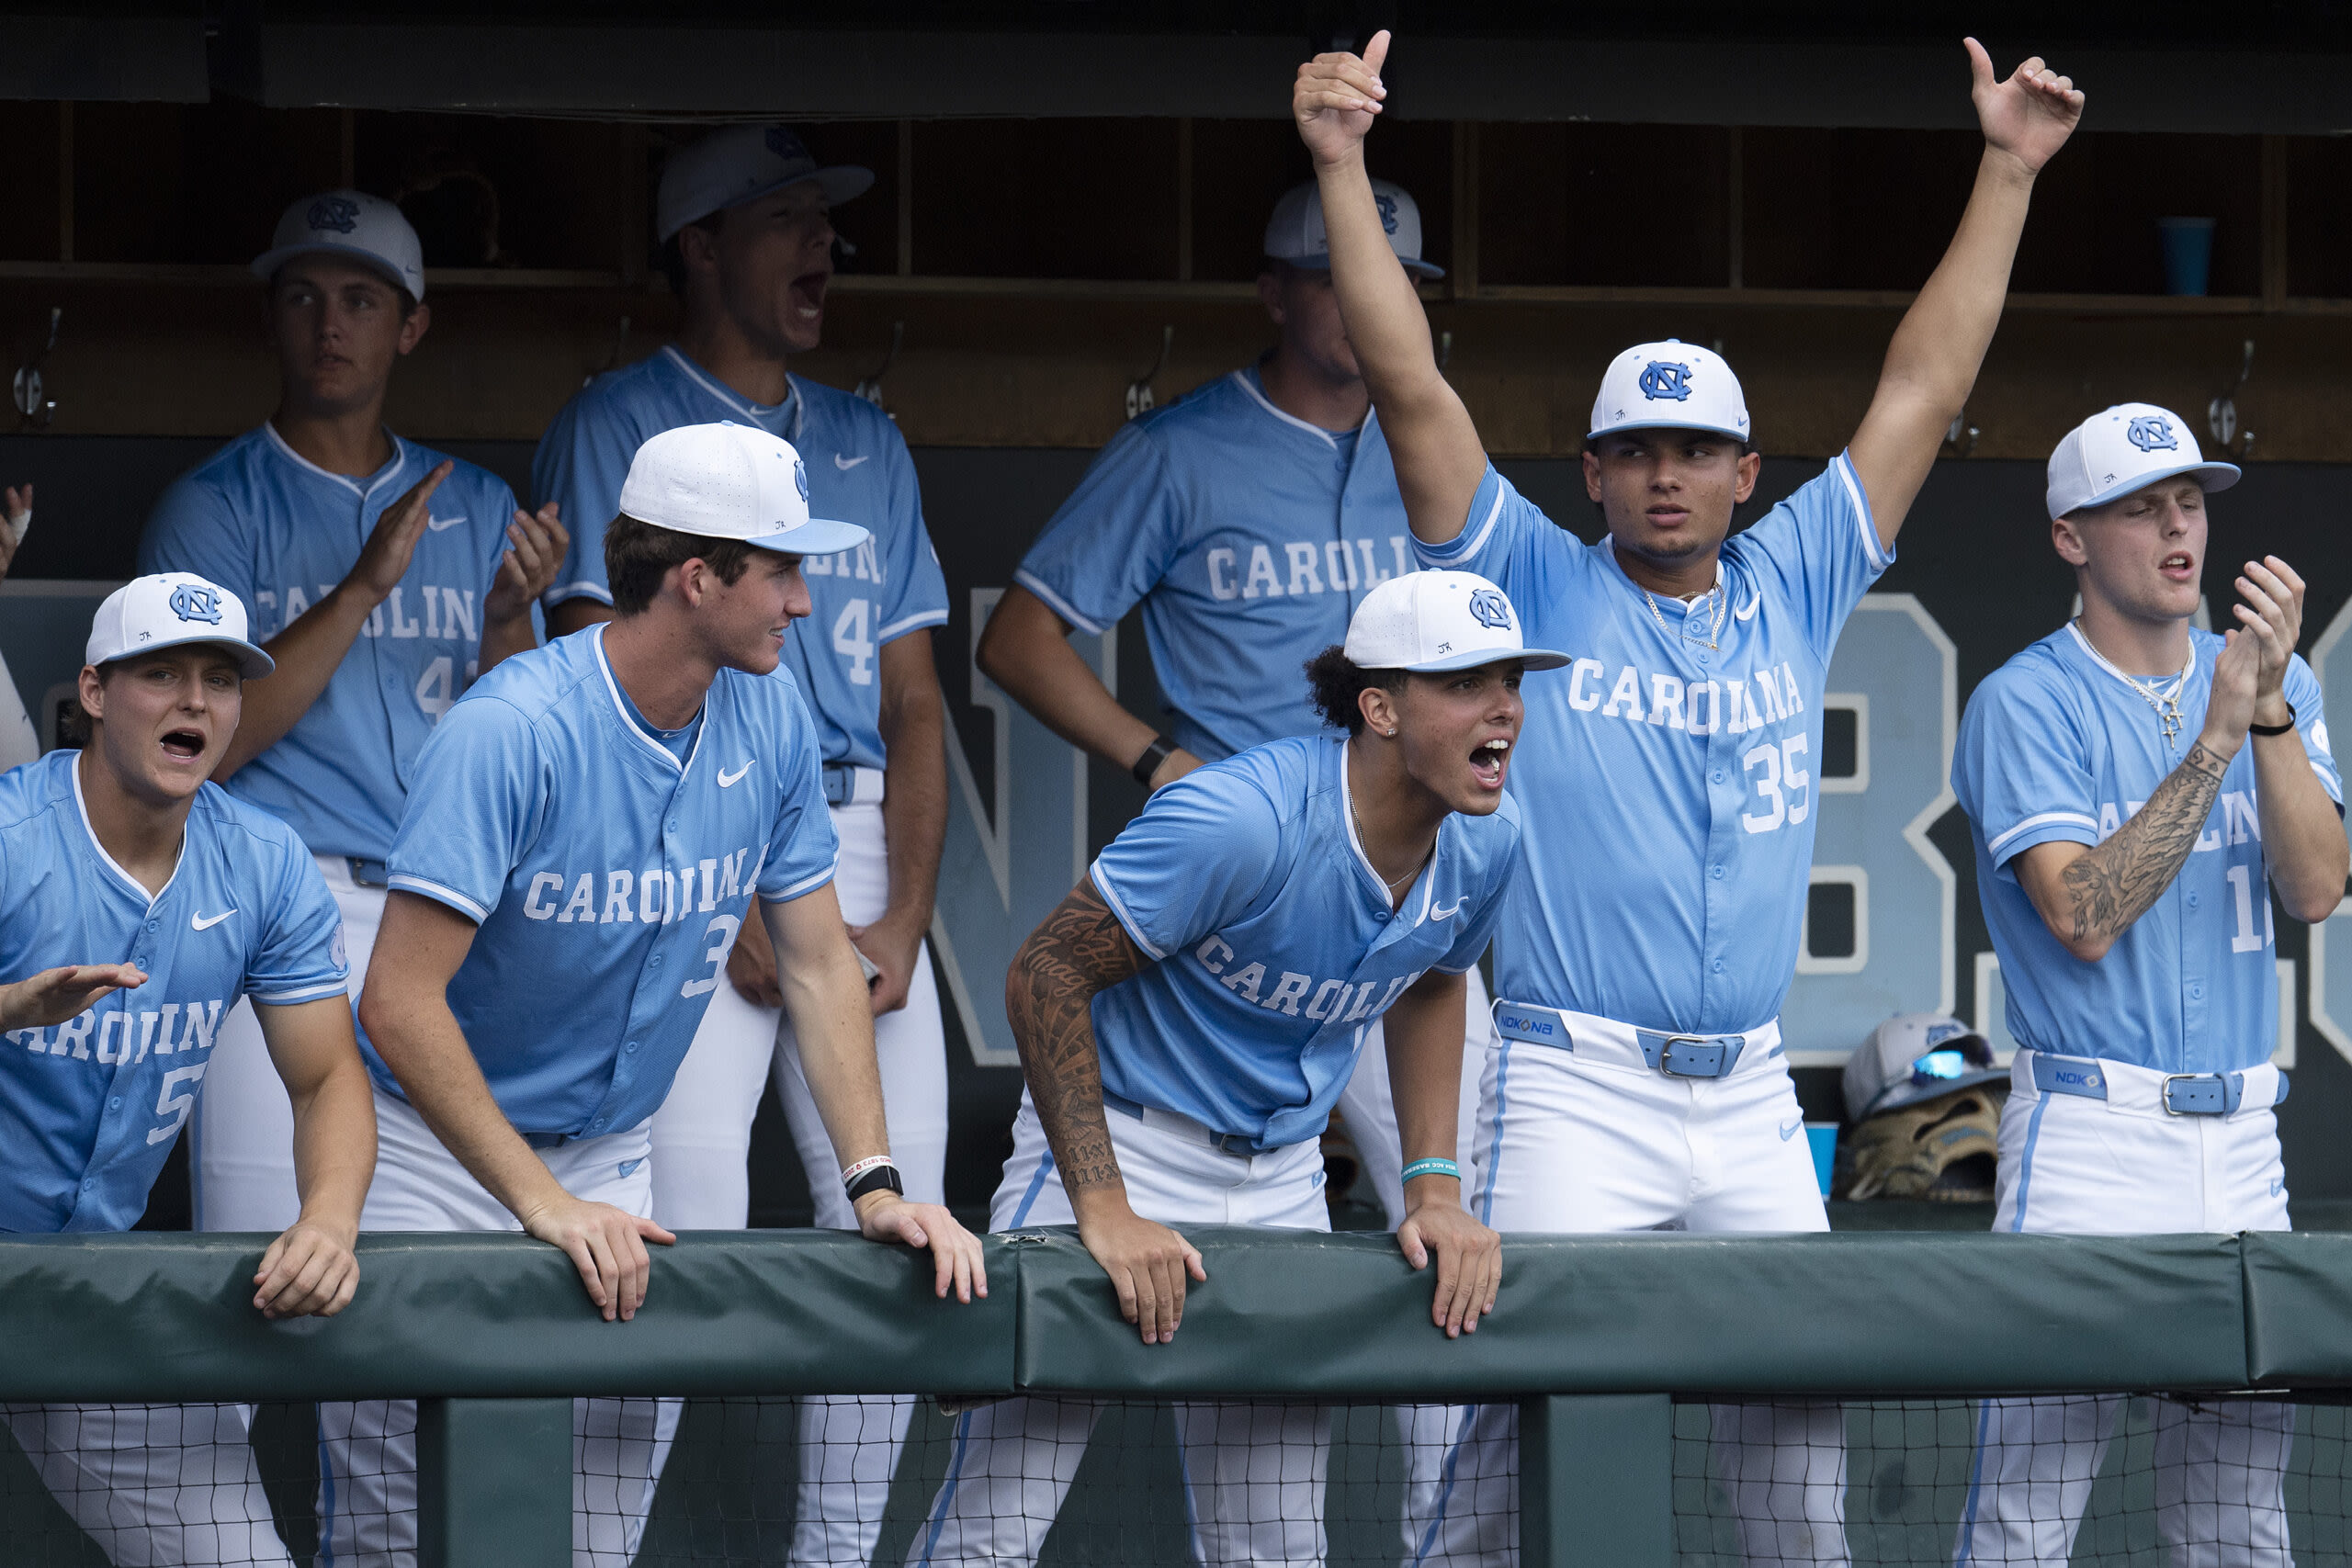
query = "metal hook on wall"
xmin=1438 ymin=330 xmax=1453 ymax=374
xmin=1126 ymin=325 xmax=1174 ymax=421
xmin=854 ymin=321 xmax=904 ymax=412
xmin=1943 ymin=409 xmax=1980 ymax=459
xmin=583 ymin=315 xmax=631 ymax=389
xmin=2209 ymin=338 xmax=2255 ymax=459
xmin=14 ymin=307 xmax=59 ymax=431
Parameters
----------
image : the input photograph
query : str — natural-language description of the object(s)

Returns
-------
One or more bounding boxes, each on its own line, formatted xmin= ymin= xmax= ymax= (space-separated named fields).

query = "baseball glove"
xmin=1837 ymin=1085 xmax=2004 ymax=1202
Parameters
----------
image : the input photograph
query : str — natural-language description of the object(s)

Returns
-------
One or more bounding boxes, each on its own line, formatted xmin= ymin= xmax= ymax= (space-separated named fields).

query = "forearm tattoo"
xmin=1007 ymin=884 xmax=1148 ymax=1194
xmin=2058 ymin=739 xmax=2232 ymax=947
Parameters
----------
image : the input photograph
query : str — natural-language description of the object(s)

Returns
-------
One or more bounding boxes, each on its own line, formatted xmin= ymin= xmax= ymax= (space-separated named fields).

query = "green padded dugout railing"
xmin=0 ymin=1224 xmax=2325 ymax=1566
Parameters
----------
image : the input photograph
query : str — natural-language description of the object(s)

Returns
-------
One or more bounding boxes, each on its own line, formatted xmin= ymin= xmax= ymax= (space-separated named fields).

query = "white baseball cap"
xmin=2045 ymin=402 xmax=2242 ymax=521
xmin=251 ymin=190 xmax=426 ymax=301
xmin=657 ymin=125 xmax=876 ymax=245
xmin=1589 ymin=339 xmax=1750 ymax=444
xmin=1264 ymin=179 xmax=1444 ymax=280
xmin=86 ymin=573 xmax=274 ymax=679
xmin=1344 ymin=570 xmax=1567 ymax=674
xmin=1842 ymin=1013 xmax=2006 ymax=1122
xmin=617 ymin=423 xmax=871 ymax=558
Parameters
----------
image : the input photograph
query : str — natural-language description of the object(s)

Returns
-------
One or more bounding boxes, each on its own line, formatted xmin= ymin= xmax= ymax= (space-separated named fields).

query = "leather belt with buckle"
xmin=1637 ymin=1031 xmax=1746 ymax=1079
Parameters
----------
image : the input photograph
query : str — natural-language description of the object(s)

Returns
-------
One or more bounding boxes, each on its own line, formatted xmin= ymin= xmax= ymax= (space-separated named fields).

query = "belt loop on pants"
xmin=347 ymin=858 xmax=390 ymax=888
xmin=521 ymin=1130 xmax=573 ymax=1150
xmin=1099 ymin=1087 xmax=1261 ymax=1157
xmin=1490 ymin=999 xmax=1752 ymax=1080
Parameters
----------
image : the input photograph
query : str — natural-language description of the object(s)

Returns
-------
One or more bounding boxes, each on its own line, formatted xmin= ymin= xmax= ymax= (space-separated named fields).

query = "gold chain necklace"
xmin=1643 ymin=582 xmax=1725 ymax=652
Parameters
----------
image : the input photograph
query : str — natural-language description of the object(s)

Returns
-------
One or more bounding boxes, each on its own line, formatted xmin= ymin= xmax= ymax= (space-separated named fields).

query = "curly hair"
xmin=1304 ymin=645 xmax=1408 ymax=736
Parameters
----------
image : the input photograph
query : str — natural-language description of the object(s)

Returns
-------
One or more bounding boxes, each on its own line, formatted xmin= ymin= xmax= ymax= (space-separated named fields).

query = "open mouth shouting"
xmin=158 ymin=727 xmax=209 ymax=765
xmin=1469 ymin=735 xmax=1511 ymax=791
xmin=789 ymin=270 xmax=829 ymax=322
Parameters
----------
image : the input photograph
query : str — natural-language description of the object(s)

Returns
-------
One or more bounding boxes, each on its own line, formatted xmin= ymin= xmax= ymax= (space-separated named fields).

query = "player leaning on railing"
xmin=0 ymin=573 xmax=377 ymax=1567
xmin=907 ymin=570 xmax=1548 ymax=1568
xmin=1298 ymin=27 xmax=2083 ymax=1567
xmin=1951 ymin=405 xmax=2349 ymax=1565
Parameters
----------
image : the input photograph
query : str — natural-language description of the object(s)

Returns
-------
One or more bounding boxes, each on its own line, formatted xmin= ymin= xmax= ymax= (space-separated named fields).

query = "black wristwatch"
xmin=2249 ymin=703 xmax=2298 ymax=738
xmin=1131 ymin=733 xmax=1179 ymax=787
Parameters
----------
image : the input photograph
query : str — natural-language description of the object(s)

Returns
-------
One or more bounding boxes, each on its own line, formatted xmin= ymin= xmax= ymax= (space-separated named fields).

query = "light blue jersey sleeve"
xmin=1089 ymin=765 xmax=1283 ymax=963
xmin=138 ymin=477 xmax=254 ymax=609
xmin=1433 ymin=804 xmax=1521 ymax=974
xmin=758 ymin=685 xmax=842 ymax=903
xmin=2284 ymin=654 xmax=2346 ymax=807
xmin=385 ymin=697 xmax=546 ymax=923
xmin=1409 ymin=467 xmax=1572 ymax=603
xmin=246 ymin=829 xmax=352 ymax=1005
xmin=876 ymin=435 xmax=949 ymax=644
xmin=1728 ymin=451 xmax=1891 ymax=660
xmin=1013 ymin=421 xmax=1186 ymax=636
xmin=1953 ymin=662 xmax=2099 ymax=877
xmin=532 ymin=393 xmax=635 ymax=609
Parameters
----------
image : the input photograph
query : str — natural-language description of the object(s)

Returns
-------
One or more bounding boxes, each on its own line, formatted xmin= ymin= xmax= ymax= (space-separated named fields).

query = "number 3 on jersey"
xmin=1741 ymin=736 xmax=1812 ymax=834
xmin=832 ymin=598 xmax=876 ymax=686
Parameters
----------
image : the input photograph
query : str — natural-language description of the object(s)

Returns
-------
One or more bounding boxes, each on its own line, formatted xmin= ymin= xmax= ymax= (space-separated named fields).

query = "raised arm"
xmin=1295 ymin=31 xmax=1487 ymax=545
xmin=2233 ymin=558 xmax=2348 ymax=920
xmin=763 ymin=883 xmax=984 ymax=1302
xmin=1847 ymin=39 xmax=2082 ymax=548
xmin=1008 ymin=880 xmax=1204 ymax=1344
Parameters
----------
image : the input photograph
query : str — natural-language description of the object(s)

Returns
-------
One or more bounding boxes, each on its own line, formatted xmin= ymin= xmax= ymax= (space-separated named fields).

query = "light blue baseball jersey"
xmin=139 ymin=424 xmax=523 ymax=862
xmin=379 ymin=625 xmax=839 ymax=1139
xmin=1088 ymin=735 xmax=1521 ymax=1151
xmin=1415 ymin=456 xmax=1890 ymax=1032
xmin=532 ymin=348 xmax=949 ymax=772
xmin=1955 ymin=625 xmax=2342 ymax=1073
xmin=0 ymin=751 xmax=347 ymax=1232
xmin=1015 ymin=367 xmax=1419 ymax=761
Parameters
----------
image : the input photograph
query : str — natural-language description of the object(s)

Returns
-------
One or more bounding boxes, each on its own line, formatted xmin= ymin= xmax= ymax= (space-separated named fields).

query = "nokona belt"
xmin=1491 ymin=1000 xmax=1748 ymax=1080
xmin=2028 ymin=1053 xmax=2278 ymax=1116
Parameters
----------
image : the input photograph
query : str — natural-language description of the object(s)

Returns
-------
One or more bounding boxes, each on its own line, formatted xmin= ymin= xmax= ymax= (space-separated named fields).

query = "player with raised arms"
xmin=1951 ymin=405 xmax=2346 ymax=1564
xmin=534 ymin=127 xmax=953 ymax=1567
xmin=910 ymin=570 xmax=1544 ymax=1568
xmin=0 ymin=573 xmax=375 ymax=1566
xmin=1297 ymin=29 xmax=2082 ymax=1564
xmin=140 ymin=190 xmax=564 ymax=1238
xmin=343 ymin=423 xmax=985 ymax=1567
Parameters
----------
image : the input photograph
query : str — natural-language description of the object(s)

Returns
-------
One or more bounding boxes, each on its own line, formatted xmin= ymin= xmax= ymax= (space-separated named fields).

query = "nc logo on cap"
xmin=1466 ymin=588 xmax=1513 ymax=630
xmin=1374 ymin=193 xmax=1399 ymax=235
xmin=1924 ymin=1020 xmax=1969 ymax=1047
xmin=306 ymin=197 xmax=360 ymax=235
xmin=1637 ymin=361 xmax=1693 ymax=402
xmin=2126 ymin=414 xmax=2177 ymax=453
xmin=793 ymin=456 xmax=810 ymax=503
xmin=764 ymin=127 xmax=810 ymax=162
xmin=168 ymin=583 xmax=223 ymax=626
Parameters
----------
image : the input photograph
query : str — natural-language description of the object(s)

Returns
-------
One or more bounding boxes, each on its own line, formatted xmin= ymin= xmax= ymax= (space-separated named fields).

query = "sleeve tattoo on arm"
xmin=1007 ymin=884 xmax=1148 ymax=1195
xmin=2058 ymin=739 xmax=2231 ymax=947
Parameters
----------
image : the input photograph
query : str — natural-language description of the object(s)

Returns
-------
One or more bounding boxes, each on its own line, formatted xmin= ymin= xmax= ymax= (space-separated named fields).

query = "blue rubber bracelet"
xmin=1400 ymin=1158 xmax=1460 ymax=1183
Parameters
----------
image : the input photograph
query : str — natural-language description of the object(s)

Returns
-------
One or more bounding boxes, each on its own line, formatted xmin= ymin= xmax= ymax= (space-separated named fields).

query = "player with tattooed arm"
xmin=907 ymin=570 xmax=1549 ymax=1568
xmin=1951 ymin=404 xmax=2346 ymax=1565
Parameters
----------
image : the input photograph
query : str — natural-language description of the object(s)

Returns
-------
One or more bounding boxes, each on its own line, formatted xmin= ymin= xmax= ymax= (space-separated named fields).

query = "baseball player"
xmin=1951 ymin=405 xmax=2346 ymax=1566
xmin=532 ymin=128 xmax=950 ymax=1567
xmin=139 ymin=189 xmax=565 ymax=1237
xmin=345 ymin=423 xmax=983 ymax=1568
xmin=0 ymin=572 xmax=374 ymax=1566
xmin=1297 ymin=30 xmax=2082 ymax=1565
xmin=0 ymin=484 xmax=39 ymax=772
xmin=978 ymin=175 xmax=1487 ymax=1235
xmin=910 ymin=570 xmax=1543 ymax=1568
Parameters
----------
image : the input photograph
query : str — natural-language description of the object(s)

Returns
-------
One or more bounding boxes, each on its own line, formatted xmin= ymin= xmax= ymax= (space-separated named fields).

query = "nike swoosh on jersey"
xmin=718 ymin=761 xmax=753 ymax=787
xmin=1735 ymin=592 xmax=1761 ymax=622
xmin=1778 ymin=1118 xmax=1803 ymax=1141
xmin=1430 ymin=897 xmax=1467 ymax=920
xmin=426 ymin=513 xmax=468 ymax=532
xmin=191 ymin=909 xmax=237 ymax=931
xmin=833 ymin=453 xmax=869 ymax=470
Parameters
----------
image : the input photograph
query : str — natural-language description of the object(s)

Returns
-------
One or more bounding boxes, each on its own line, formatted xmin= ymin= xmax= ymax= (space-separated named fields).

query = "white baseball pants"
xmin=906 ymin=1092 xmax=1330 ymax=1568
xmin=192 ymin=856 xmax=381 ymax=1235
xmin=1953 ymin=1052 xmax=2291 ymax=1568
xmin=649 ymin=797 xmax=948 ymax=1568
xmin=315 ymin=1087 xmax=679 ymax=1568
xmin=1406 ymin=1011 xmax=1848 ymax=1568
xmin=2 ymin=1401 xmax=293 ymax=1566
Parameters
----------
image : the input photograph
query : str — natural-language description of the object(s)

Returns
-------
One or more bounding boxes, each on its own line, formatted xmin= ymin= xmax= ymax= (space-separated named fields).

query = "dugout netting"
xmin=13 ymin=1393 xmax=2352 ymax=1564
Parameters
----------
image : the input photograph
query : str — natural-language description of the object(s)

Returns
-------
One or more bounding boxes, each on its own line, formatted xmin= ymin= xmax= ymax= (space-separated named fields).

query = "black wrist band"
xmin=2250 ymin=703 xmax=2298 ymax=738
xmin=1131 ymin=734 xmax=1178 ymax=787
xmin=844 ymin=1164 xmax=903 ymax=1202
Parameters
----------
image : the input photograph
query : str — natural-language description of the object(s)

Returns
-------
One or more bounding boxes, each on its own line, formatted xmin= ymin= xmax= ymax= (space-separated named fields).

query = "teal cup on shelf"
xmin=2159 ymin=217 xmax=2216 ymax=297
xmin=1805 ymin=1123 xmax=1838 ymax=1198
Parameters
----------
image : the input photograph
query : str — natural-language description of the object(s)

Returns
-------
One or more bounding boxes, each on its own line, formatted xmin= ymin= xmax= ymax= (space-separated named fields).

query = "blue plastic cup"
xmin=1805 ymin=1123 xmax=1838 ymax=1198
xmin=2159 ymin=217 xmax=2216 ymax=297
